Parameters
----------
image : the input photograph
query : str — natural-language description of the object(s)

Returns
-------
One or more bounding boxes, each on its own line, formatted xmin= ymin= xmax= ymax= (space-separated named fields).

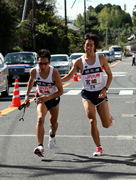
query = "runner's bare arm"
xmin=40 ymin=68 xmax=63 ymax=103
xmin=100 ymin=55 xmax=112 ymax=90
xmin=61 ymin=58 xmax=81 ymax=82
xmin=24 ymin=67 xmax=36 ymax=103
xmin=98 ymin=55 xmax=112 ymax=99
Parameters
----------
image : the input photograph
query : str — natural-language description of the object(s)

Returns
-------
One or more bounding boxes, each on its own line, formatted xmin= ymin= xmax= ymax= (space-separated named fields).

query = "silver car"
xmin=0 ymin=53 xmax=9 ymax=96
xmin=70 ymin=53 xmax=84 ymax=64
xmin=102 ymin=50 xmax=113 ymax=63
xmin=50 ymin=54 xmax=72 ymax=75
xmin=5 ymin=52 xmax=37 ymax=85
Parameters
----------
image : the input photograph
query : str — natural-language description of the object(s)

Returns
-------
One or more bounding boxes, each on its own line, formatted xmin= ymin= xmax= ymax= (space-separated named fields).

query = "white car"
xmin=96 ymin=52 xmax=105 ymax=56
xmin=102 ymin=50 xmax=113 ymax=63
xmin=70 ymin=53 xmax=84 ymax=64
xmin=114 ymin=53 xmax=122 ymax=60
xmin=109 ymin=45 xmax=122 ymax=60
xmin=50 ymin=54 xmax=72 ymax=75
xmin=109 ymin=50 xmax=115 ymax=61
xmin=0 ymin=53 xmax=9 ymax=96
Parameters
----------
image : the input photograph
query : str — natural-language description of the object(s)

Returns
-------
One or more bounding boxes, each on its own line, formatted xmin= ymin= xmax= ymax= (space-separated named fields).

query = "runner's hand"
xmin=36 ymin=95 xmax=49 ymax=104
xmin=99 ymin=89 xmax=106 ymax=99
xmin=23 ymin=96 xmax=30 ymax=107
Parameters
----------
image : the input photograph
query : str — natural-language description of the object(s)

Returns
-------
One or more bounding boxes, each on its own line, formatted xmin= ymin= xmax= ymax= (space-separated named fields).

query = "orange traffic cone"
xmin=34 ymin=85 xmax=38 ymax=97
xmin=9 ymin=79 xmax=21 ymax=107
xmin=102 ymin=67 xmax=104 ymax=71
xmin=78 ymin=70 xmax=81 ymax=80
xmin=73 ymin=73 xmax=78 ymax=81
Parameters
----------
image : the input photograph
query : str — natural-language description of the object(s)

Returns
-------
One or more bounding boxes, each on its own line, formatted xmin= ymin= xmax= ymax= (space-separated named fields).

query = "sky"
xmin=56 ymin=0 xmax=136 ymax=20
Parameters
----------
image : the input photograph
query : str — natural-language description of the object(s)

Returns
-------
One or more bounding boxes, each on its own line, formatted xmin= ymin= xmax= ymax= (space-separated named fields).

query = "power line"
xmin=71 ymin=0 xmax=76 ymax=9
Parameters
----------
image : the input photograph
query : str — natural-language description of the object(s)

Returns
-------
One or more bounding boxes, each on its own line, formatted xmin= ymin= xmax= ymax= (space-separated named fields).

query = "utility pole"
xmin=106 ymin=28 xmax=108 ymax=46
xmin=84 ymin=0 xmax=86 ymax=35
xmin=64 ymin=0 xmax=67 ymax=26
xmin=32 ymin=0 xmax=36 ymax=51
xmin=22 ymin=0 xmax=28 ymax=21
xmin=64 ymin=0 xmax=67 ymax=35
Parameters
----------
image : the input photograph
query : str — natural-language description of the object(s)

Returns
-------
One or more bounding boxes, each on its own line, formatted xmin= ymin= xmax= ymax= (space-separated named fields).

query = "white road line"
xmin=9 ymin=90 xmax=35 ymax=96
xmin=119 ymin=90 xmax=133 ymax=95
xmin=109 ymin=88 xmax=136 ymax=89
xmin=64 ymin=90 xmax=81 ymax=95
xmin=122 ymin=114 xmax=136 ymax=117
xmin=8 ymin=88 xmax=135 ymax=97
xmin=104 ymin=75 xmax=126 ymax=77
xmin=104 ymin=72 xmax=127 ymax=77
xmin=125 ymin=101 xmax=136 ymax=103
xmin=0 ymin=135 xmax=136 ymax=139
xmin=112 ymin=72 xmax=128 ymax=74
xmin=63 ymin=87 xmax=136 ymax=90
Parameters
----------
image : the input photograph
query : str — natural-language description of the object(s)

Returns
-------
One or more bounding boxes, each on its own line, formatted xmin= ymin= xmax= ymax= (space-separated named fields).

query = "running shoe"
xmin=93 ymin=147 xmax=103 ymax=156
xmin=34 ymin=145 xmax=44 ymax=157
xmin=48 ymin=130 xmax=56 ymax=149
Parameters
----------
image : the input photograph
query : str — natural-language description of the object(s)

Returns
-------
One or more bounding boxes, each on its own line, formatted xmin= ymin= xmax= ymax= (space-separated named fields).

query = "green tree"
xmin=98 ymin=7 xmax=111 ymax=30
xmin=67 ymin=29 xmax=83 ymax=53
xmin=94 ymin=4 xmax=104 ymax=14
xmin=0 ymin=1 xmax=18 ymax=55
xmin=36 ymin=22 xmax=70 ymax=54
xmin=132 ymin=5 xmax=136 ymax=26
xmin=74 ymin=13 xmax=84 ymax=37
xmin=8 ymin=0 xmax=56 ymax=20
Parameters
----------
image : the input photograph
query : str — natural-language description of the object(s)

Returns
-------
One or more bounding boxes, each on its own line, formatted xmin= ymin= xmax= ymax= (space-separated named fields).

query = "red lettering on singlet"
xmin=85 ymin=73 xmax=100 ymax=79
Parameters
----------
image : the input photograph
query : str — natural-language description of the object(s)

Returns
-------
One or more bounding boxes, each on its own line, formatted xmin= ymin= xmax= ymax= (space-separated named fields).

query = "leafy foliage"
xmin=1 ymin=1 xmax=136 ymax=55
xmin=0 ymin=1 xmax=18 ymax=55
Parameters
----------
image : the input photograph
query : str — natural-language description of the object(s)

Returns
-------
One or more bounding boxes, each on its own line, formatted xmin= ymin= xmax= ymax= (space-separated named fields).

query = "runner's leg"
xmin=97 ymin=100 xmax=112 ymax=128
xmin=49 ymin=105 xmax=59 ymax=135
xmin=82 ymin=98 xmax=101 ymax=147
xmin=36 ymin=102 xmax=47 ymax=145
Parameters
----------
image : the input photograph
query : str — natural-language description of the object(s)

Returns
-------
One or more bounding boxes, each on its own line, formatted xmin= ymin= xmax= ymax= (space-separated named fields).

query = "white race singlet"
xmin=81 ymin=54 xmax=105 ymax=92
xmin=36 ymin=65 xmax=58 ymax=95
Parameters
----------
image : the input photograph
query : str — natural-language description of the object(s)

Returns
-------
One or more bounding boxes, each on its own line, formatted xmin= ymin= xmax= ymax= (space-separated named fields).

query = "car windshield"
xmin=103 ymin=53 xmax=110 ymax=56
xmin=70 ymin=54 xmax=83 ymax=59
xmin=112 ymin=47 xmax=121 ymax=52
xmin=96 ymin=53 xmax=104 ymax=56
xmin=5 ymin=53 xmax=36 ymax=65
xmin=51 ymin=56 xmax=68 ymax=62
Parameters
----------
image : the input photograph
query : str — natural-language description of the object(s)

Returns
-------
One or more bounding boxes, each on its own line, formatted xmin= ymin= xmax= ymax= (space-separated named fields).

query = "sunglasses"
xmin=38 ymin=62 xmax=49 ymax=65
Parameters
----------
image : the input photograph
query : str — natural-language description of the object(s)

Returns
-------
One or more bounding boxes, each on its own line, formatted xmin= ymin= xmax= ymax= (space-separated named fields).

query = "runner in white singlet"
xmin=24 ymin=49 xmax=63 ymax=157
xmin=61 ymin=33 xmax=114 ymax=156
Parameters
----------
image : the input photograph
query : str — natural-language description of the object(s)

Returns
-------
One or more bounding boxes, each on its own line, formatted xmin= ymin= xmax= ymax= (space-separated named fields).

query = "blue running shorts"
xmin=81 ymin=89 xmax=108 ymax=106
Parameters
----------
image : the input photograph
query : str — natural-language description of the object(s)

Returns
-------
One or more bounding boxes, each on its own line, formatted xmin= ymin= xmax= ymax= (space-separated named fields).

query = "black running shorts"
xmin=81 ymin=89 xmax=108 ymax=106
xmin=35 ymin=95 xmax=60 ymax=111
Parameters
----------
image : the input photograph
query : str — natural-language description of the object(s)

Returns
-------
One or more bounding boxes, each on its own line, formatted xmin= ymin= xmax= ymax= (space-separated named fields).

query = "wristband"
xmin=104 ymin=87 xmax=108 ymax=90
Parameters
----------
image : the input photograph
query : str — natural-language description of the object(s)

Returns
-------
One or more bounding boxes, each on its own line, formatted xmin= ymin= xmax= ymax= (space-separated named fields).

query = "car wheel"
xmin=1 ymin=78 xmax=9 ymax=97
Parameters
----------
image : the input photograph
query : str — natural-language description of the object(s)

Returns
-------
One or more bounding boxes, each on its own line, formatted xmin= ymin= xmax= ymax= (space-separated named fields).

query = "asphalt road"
xmin=0 ymin=57 xmax=136 ymax=180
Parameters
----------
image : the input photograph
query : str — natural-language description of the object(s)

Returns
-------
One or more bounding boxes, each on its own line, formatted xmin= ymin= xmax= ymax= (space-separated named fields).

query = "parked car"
xmin=70 ymin=52 xmax=84 ymax=64
xmin=96 ymin=52 xmax=105 ymax=56
xmin=102 ymin=50 xmax=113 ymax=63
xmin=109 ymin=50 xmax=115 ymax=61
xmin=0 ymin=53 xmax=9 ymax=96
xmin=50 ymin=54 xmax=72 ymax=75
xmin=5 ymin=52 xmax=37 ymax=85
xmin=109 ymin=45 xmax=122 ymax=60
xmin=114 ymin=53 xmax=122 ymax=60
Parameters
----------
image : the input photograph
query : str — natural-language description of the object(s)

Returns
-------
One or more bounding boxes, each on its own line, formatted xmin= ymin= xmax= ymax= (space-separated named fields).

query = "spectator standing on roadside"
xmin=61 ymin=33 xmax=114 ymax=156
xmin=131 ymin=52 xmax=136 ymax=66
